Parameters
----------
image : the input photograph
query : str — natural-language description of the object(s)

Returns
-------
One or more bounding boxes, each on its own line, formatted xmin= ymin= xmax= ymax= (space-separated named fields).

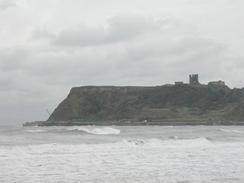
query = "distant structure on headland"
xmin=208 ymin=80 xmax=226 ymax=86
xmin=174 ymin=74 xmax=226 ymax=87
xmin=175 ymin=74 xmax=200 ymax=85
xmin=174 ymin=81 xmax=184 ymax=85
xmin=189 ymin=74 xmax=199 ymax=85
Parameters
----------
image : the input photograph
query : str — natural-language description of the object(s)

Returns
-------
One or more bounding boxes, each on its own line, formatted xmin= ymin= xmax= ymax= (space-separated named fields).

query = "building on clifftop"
xmin=175 ymin=81 xmax=184 ymax=85
xmin=189 ymin=74 xmax=200 ymax=85
xmin=208 ymin=80 xmax=226 ymax=86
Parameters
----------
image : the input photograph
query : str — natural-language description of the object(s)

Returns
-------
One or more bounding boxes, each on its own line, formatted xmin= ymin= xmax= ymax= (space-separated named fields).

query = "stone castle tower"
xmin=189 ymin=74 xmax=199 ymax=85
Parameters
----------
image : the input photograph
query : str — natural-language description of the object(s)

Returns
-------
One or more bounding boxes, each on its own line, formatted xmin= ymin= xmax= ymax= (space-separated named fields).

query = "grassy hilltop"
xmin=37 ymin=83 xmax=244 ymax=126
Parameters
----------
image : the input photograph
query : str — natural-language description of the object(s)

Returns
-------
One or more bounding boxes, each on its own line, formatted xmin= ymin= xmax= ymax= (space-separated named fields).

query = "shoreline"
xmin=23 ymin=120 xmax=244 ymax=127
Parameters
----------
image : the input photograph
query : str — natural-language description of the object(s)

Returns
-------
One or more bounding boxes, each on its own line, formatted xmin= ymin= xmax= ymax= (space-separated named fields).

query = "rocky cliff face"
xmin=47 ymin=84 xmax=244 ymax=125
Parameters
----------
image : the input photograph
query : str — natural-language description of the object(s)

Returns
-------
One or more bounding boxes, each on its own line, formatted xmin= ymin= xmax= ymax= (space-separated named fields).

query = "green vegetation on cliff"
xmin=44 ymin=84 xmax=244 ymax=125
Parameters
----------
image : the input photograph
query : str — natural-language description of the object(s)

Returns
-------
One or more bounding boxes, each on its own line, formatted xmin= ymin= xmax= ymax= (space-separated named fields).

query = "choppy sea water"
xmin=1 ymin=125 xmax=244 ymax=183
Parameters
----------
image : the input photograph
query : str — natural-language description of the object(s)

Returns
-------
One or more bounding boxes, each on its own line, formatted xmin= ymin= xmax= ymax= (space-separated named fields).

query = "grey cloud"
xmin=106 ymin=14 xmax=161 ymax=42
xmin=1 ymin=13 xmax=243 ymax=125
xmin=0 ymin=0 xmax=16 ymax=11
xmin=54 ymin=25 xmax=107 ymax=47
xmin=52 ymin=14 xmax=162 ymax=47
xmin=0 ymin=48 xmax=29 ymax=72
xmin=26 ymin=14 xmax=235 ymax=87
xmin=31 ymin=28 xmax=56 ymax=40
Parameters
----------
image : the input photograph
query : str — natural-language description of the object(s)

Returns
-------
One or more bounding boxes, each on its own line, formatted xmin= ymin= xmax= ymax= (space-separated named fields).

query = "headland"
xmin=23 ymin=74 xmax=244 ymax=126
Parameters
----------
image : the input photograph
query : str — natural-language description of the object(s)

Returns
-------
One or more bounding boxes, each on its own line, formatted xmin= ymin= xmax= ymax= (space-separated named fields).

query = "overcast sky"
xmin=0 ymin=0 xmax=244 ymax=125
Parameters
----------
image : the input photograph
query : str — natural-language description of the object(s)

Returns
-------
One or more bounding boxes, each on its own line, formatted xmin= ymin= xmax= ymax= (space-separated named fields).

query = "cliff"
xmin=35 ymin=84 xmax=244 ymax=126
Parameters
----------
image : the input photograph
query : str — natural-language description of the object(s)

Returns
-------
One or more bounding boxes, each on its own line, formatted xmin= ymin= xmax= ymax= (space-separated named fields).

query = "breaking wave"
xmin=220 ymin=128 xmax=243 ymax=134
xmin=0 ymin=135 xmax=243 ymax=183
xmin=67 ymin=126 xmax=121 ymax=135
xmin=25 ymin=129 xmax=46 ymax=133
xmin=24 ymin=126 xmax=121 ymax=135
xmin=120 ymin=137 xmax=213 ymax=147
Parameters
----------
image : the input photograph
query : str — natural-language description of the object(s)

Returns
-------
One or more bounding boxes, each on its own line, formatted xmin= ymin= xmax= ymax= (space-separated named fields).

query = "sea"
xmin=0 ymin=125 xmax=244 ymax=183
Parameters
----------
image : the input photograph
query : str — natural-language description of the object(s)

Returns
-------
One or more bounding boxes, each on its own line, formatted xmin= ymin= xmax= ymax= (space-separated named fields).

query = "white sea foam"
xmin=1 ymin=126 xmax=244 ymax=182
xmin=168 ymin=135 xmax=179 ymax=139
xmin=68 ymin=126 xmax=121 ymax=135
xmin=26 ymin=129 xmax=46 ymax=133
xmin=220 ymin=128 xmax=243 ymax=134
xmin=119 ymin=137 xmax=213 ymax=149
xmin=0 ymin=137 xmax=244 ymax=183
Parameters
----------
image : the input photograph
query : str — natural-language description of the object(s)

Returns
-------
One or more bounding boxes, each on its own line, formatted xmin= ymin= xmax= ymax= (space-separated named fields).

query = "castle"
xmin=189 ymin=74 xmax=199 ymax=85
xmin=175 ymin=74 xmax=225 ymax=86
